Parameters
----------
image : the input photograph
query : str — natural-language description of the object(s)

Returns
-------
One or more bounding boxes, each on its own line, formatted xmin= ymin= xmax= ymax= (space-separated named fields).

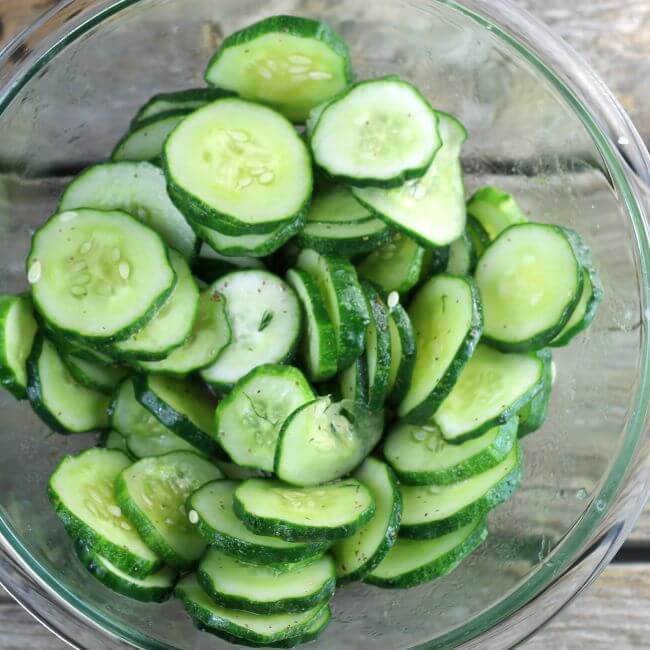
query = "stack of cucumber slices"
xmin=0 ymin=13 xmax=602 ymax=648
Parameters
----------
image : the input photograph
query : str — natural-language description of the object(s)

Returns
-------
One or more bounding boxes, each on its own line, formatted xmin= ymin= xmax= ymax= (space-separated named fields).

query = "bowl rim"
xmin=0 ymin=1 xmax=649 ymax=648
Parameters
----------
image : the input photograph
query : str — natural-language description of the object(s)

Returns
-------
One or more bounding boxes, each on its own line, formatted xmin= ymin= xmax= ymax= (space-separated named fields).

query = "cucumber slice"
xmin=386 ymin=302 xmax=416 ymax=406
xmin=204 ymin=15 xmax=353 ymax=123
xmin=62 ymin=354 xmax=129 ymax=395
xmin=0 ymin=294 xmax=38 ymax=399
xmin=475 ymin=223 xmax=583 ymax=351
xmin=352 ymin=111 xmax=467 ymax=246
xmin=421 ymin=245 xmax=450 ymax=279
xmin=305 ymin=184 xmax=372 ymax=224
xmin=215 ymin=364 xmax=315 ymax=472
xmin=115 ymin=451 xmax=223 ymax=571
xmin=365 ymin=517 xmax=487 ymax=589
xmin=384 ymin=418 xmax=518 ymax=485
xmin=27 ymin=337 xmax=110 ymax=434
xmin=44 ymin=327 xmax=115 ymax=365
xmin=74 ymin=541 xmax=177 ymax=603
xmin=466 ymin=186 xmax=527 ymax=241
xmin=296 ymin=217 xmax=392 ymax=257
xmin=164 ymin=98 xmax=312 ymax=235
xmin=296 ymin=249 xmax=369 ymax=370
xmin=99 ymin=429 xmax=131 ymax=455
xmin=398 ymin=274 xmax=482 ymax=423
xmin=188 ymin=480 xmax=329 ymax=564
xmin=269 ymin=604 xmax=331 ymax=648
xmin=361 ymin=282 xmax=392 ymax=410
xmin=234 ymin=478 xmax=375 ymax=542
xmin=518 ymin=349 xmax=552 ymax=438
xmin=215 ymin=462 xmax=267 ymax=481
xmin=432 ymin=344 xmax=544 ymax=443
xmin=48 ymin=448 xmax=162 ymax=577
xmin=112 ymin=110 xmax=189 ymax=163
xmin=400 ymin=444 xmax=522 ymax=538
xmin=338 ymin=354 xmax=369 ymax=404
xmin=111 ymin=249 xmax=199 ymax=361
xmin=465 ymin=215 xmax=490 ymax=260
xmin=193 ymin=243 xmax=265 ymax=283
xmin=176 ymin=574 xmax=327 ymax=646
xmin=357 ymin=233 xmax=425 ymax=294
xmin=200 ymin=270 xmax=301 ymax=391
xmin=28 ymin=208 xmax=176 ymax=344
xmin=445 ymin=232 xmax=476 ymax=276
xmin=133 ymin=374 xmax=221 ymax=458
xmin=332 ymin=458 xmax=402 ymax=584
xmin=310 ymin=77 xmax=440 ymax=188
xmin=138 ymin=290 xmax=231 ymax=376
xmin=198 ymin=548 xmax=335 ymax=614
xmin=274 ymin=396 xmax=384 ymax=486
xmin=286 ymin=268 xmax=337 ymax=382
xmin=59 ymin=162 xmax=199 ymax=260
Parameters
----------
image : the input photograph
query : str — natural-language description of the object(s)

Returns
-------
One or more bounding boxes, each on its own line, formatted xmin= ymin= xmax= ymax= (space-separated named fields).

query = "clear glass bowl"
xmin=0 ymin=1 xmax=649 ymax=648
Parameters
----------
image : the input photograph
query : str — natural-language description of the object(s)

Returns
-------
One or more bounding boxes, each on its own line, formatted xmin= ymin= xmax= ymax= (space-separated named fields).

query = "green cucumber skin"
xmin=310 ymin=77 xmax=440 ymax=188
xmin=0 ymin=294 xmax=33 ymax=399
xmin=264 ymin=607 xmax=331 ymax=649
xmin=402 ymin=275 xmax=483 ymax=424
xmin=357 ymin=237 xmax=425 ymax=294
xmin=399 ymin=446 xmax=523 ymax=539
xmin=364 ymin=518 xmax=487 ymax=589
xmin=465 ymin=215 xmax=490 ymax=259
xmin=422 ymin=246 xmax=451 ymax=280
xmin=132 ymin=374 xmax=224 ymax=459
xmin=387 ymin=303 xmax=416 ymax=407
xmin=74 ymin=541 xmax=176 ymax=603
xmin=446 ymin=232 xmax=477 ymax=276
xmin=295 ymin=223 xmax=393 ymax=257
xmin=62 ymin=356 xmax=128 ymax=395
xmin=339 ymin=353 xmax=370 ymax=405
xmin=518 ymin=349 xmax=552 ymax=438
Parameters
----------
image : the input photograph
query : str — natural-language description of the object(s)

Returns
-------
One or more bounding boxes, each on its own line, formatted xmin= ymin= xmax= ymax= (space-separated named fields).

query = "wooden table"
xmin=1 ymin=1 xmax=649 ymax=648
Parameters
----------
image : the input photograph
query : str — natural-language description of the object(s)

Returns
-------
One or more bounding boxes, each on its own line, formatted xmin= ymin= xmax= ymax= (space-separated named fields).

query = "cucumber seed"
xmin=27 ymin=260 xmax=42 ymax=284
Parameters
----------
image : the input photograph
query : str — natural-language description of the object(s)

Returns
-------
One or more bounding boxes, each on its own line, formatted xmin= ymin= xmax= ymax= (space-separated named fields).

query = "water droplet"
xmin=188 ymin=509 xmax=199 ymax=524
xmin=27 ymin=260 xmax=41 ymax=284
xmin=575 ymin=488 xmax=588 ymax=500
xmin=308 ymin=71 xmax=333 ymax=80
xmin=70 ymin=285 xmax=87 ymax=297
xmin=288 ymin=55 xmax=312 ymax=65
xmin=618 ymin=135 xmax=629 ymax=145
xmin=259 ymin=172 xmax=274 ymax=184
xmin=108 ymin=505 xmax=122 ymax=517
xmin=550 ymin=361 xmax=557 ymax=385
xmin=79 ymin=240 xmax=93 ymax=254
xmin=111 ymin=247 xmax=121 ymax=262
xmin=119 ymin=261 xmax=131 ymax=280
xmin=387 ymin=291 xmax=399 ymax=309
xmin=595 ymin=499 xmax=605 ymax=512
xmin=59 ymin=210 xmax=78 ymax=222
xmin=120 ymin=521 xmax=132 ymax=530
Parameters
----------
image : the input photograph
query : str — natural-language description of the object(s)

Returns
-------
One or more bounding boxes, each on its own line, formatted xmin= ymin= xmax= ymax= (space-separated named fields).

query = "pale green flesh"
xmin=434 ymin=345 xmax=542 ymax=440
xmin=236 ymin=479 xmax=374 ymax=530
xmin=190 ymin=480 xmax=312 ymax=551
xmin=28 ymin=209 xmax=175 ymax=340
xmin=400 ymin=445 xmax=519 ymax=525
xmin=200 ymin=547 xmax=334 ymax=603
xmin=93 ymin=552 xmax=177 ymax=587
xmin=352 ymin=112 xmax=466 ymax=245
xmin=50 ymin=449 xmax=158 ymax=563
xmin=165 ymin=99 xmax=311 ymax=225
xmin=65 ymin=355 xmax=128 ymax=392
xmin=138 ymin=100 xmax=206 ymax=122
xmin=3 ymin=296 xmax=37 ymax=389
xmin=119 ymin=452 xmax=223 ymax=563
xmin=386 ymin=316 xmax=402 ymax=393
xmin=192 ymin=218 xmax=290 ymax=254
xmin=333 ymin=458 xmax=398 ymax=578
xmin=554 ymin=268 xmax=591 ymax=337
xmin=466 ymin=187 xmax=527 ymax=240
xmin=446 ymin=234 xmax=473 ymax=275
xmin=113 ymin=114 xmax=185 ymax=162
xmin=206 ymin=34 xmax=349 ymax=122
xmin=216 ymin=367 xmax=314 ymax=472
xmin=369 ymin=519 xmax=482 ymax=579
xmin=38 ymin=340 xmax=110 ymax=431
xmin=139 ymin=291 xmax=231 ymax=375
xmin=476 ymin=225 xmax=580 ymax=342
xmin=198 ymin=243 xmax=265 ymax=269
xmin=59 ymin=162 xmax=198 ymax=258
xmin=312 ymin=80 xmax=439 ymax=181
xmin=103 ymin=430 xmax=129 ymax=453
xmin=307 ymin=185 xmax=373 ymax=223
xmin=276 ymin=397 xmax=384 ymax=486
xmin=302 ymin=217 xmax=388 ymax=239
xmin=399 ymin=275 xmax=476 ymax=417
xmin=200 ymin=271 xmax=300 ymax=387
xmin=114 ymin=250 xmax=198 ymax=357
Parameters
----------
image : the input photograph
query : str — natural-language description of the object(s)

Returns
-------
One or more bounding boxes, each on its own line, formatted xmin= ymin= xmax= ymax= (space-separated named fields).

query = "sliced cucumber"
xmin=365 ymin=517 xmax=487 ymax=589
xmin=200 ymin=270 xmax=301 ymax=391
xmin=398 ymin=274 xmax=482 ymax=423
xmin=432 ymin=344 xmax=544 ymax=443
xmin=234 ymin=478 xmax=375 ymax=542
xmin=198 ymin=547 xmax=335 ymax=614
xmin=48 ymin=448 xmax=162 ymax=577
xmin=286 ymin=268 xmax=337 ymax=382
xmin=274 ymin=396 xmax=384 ymax=486
xmin=421 ymin=245 xmax=450 ymax=279
xmin=138 ymin=290 xmax=231 ymax=376
xmin=475 ymin=223 xmax=583 ymax=351
xmin=74 ymin=541 xmax=177 ymax=603
xmin=305 ymin=184 xmax=371 ymax=224
xmin=445 ymin=232 xmax=476 ymax=276
xmin=465 ymin=215 xmax=490 ymax=260
xmin=44 ymin=327 xmax=115 ymax=365
xmin=400 ymin=444 xmax=522 ymax=538
xmin=99 ymin=429 xmax=131 ymax=455
xmin=133 ymin=374 xmax=221 ymax=458
xmin=0 ymin=294 xmax=38 ymax=399
xmin=115 ymin=451 xmax=223 ymax=571
xmin=215 ymin=462 xmax=267 ymax=481
xmin=176 ymin=574 xmax=327 ymax=647
xmin=188 ymin=480 xmax=329 ymax=564
xmin=112 ymin=110 xmax=189 ymax=163
xmin=357 ymin=233 xmax=425 ymax=294
xmin=338 ymin=354 xmax=369 ymax=404
xmin=332 ymin=458 xmax=401 ymax=584
xmin=386 ymin=302 xmax=416 ymax=406
xmin=59 ymin=162 xmax=199 ymax=259
xmin=62 ymin=354 xmax=129 ymax=395
xmin=164 ymin=98 xmax=312 ymax=234
xmin=27 ymin=337 xmax=110 ymax=433
xmin=204 ymin=15 xmax=353 ymax=122
xmin=215 ymin=364 xmax=315 ymax=472
xmin=296 ymin=249 xmax=369 ymax=370
xmin=466 ymin=186 xmax=527 ymax=241
xmin=28 ymin=208 xmax=176 ymax=344
xmin=352 ymin=111 xmax=466 ymax=246
xmin=518 ymin=349 xmax=552 ymax=438
xmin=194 ymin=243 xmax=265 ymax=283
xmin=384 ymin=418 xmax=518 ymax=485
xmin=270 ymin=604 xmax=331 ymax=648
xmin=310 ymin=77 xmax=440 ymax=188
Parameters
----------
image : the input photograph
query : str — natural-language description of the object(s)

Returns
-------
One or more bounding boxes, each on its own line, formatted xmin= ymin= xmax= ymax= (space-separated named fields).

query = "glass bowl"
xmin=0 ymin=1 xmax=649 ymax=648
